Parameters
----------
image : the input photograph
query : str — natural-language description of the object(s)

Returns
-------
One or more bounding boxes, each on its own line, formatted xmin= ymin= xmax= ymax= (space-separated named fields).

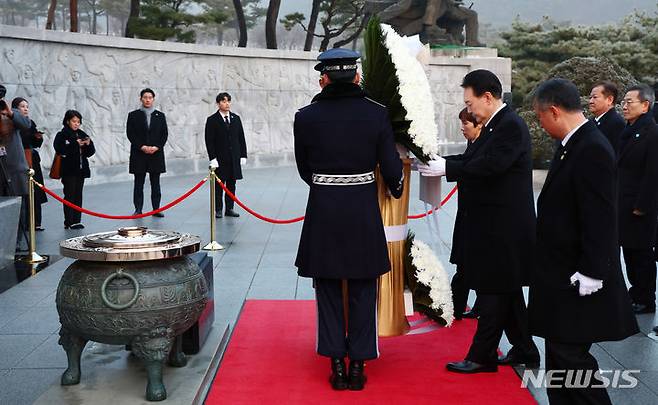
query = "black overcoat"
xmin=529 ymin=120 xmax=638 ymax=343
xmin=294 ymin=83 xmax=403 ymax=280
xmin=53 ymin=127 xmax=95 ymax=178
xmin=593 ymin=107 xmax=625 ymax=155
xmin=447 ymin=141 xmax=475 ymax=266
xmin=20 ymin=120 xmax=47 ymax=204
xmin=204 ymin=111 xmax=247 ymax=180
xmin=126 ymin=109 xmax=168 ymax=174
xmin=618 ymin=113 xmax=658 ymax=249
xmin=445 ymin=106 xmax=536 ymax=293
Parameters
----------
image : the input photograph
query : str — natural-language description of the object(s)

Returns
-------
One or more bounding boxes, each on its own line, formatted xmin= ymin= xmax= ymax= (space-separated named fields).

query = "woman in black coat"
xmin=53 ymin=110 xmax=95 ymax=229
xmin=12 ymin=97 xmax=47 ymax=231
xmin=448 ymin=108 xmax=482 ymax=319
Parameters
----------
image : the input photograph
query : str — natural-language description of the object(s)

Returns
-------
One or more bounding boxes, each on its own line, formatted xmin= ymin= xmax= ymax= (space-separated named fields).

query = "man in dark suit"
xmin=126 ymin=88 xmax=168 ymax=217
xmin=618 ymin=84 xmax=658 ymax=314
xmin=294 ymin=48 xmax=403 ymax=391
xmin=588 ymin=81 xmax=625 ymax=155
xmin=419 ymin=69 xmax=539 ymax=373
xmin=204 ymin=92 xmax=247 ymax=218
xmin=529 ymin=78 xmax=639 ymax=405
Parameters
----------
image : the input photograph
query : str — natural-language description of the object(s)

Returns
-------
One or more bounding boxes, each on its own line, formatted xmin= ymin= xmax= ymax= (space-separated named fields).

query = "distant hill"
xmin=272 ymin=0 xmax=656 ymax=27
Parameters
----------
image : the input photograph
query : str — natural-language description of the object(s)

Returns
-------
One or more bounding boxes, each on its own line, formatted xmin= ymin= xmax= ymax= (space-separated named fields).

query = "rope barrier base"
xmin=203 ymin=240 xmax=225 ymax=251
xmin=17 ymin=251 xmax=48 ymax=264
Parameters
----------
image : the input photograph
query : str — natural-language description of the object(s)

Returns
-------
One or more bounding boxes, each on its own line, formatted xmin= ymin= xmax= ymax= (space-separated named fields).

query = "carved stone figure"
xmin=367 ymin=0 xmax=484 ymax=46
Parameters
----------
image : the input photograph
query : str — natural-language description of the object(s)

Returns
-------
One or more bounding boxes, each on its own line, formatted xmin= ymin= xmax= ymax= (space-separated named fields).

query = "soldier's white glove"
xmin=240 ymin=157 xmax=247 ymax=165
xmin=209 ymin=158 xmax=219 ymax=169
xmin=570 ymin=272 xmax=603 ymax=296
xmin=418 ymin=157 xmax=446 ymax=177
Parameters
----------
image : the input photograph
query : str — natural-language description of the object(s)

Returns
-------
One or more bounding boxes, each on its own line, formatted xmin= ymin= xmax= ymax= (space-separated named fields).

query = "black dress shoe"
xmin=329 ymin=358 xmax=348 ymax=391
xmin=446 ymin=360 xmax=497 ymax=374
xmin=653 ymin=325 xmax=658 ymax=334
xmin=70 ymin=223 xmax=85 ymax=230
xmin=348 ymin=360 xmax=366 ymax=390
xmin=497 ymin=353 xmax=540 ymax=369
xmin=132 ymin=210 xmax=142 ymax=216
xmin=461 ymin=310 xmax=479 ymax=319
xmin=632 ymin=303 xmax=656 ymax=314
xmin=215 ymin=211 xmax=223 ymax=218
xmin=152 ymin=212 xmax=165 ymax=218
xmin=224 ymin=209 xmax=240 ymax=217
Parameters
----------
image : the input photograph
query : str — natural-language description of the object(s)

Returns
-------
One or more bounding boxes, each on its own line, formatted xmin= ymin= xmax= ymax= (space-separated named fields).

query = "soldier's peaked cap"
xmin=314 ymin=48 xmax=361 ymax=73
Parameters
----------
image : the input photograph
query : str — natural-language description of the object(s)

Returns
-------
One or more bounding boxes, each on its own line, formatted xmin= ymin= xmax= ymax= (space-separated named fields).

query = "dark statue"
xmin=366 ymin=0 xmax=484 ymax=46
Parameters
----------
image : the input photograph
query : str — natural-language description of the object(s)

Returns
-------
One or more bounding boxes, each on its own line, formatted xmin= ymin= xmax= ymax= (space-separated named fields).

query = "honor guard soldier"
xmin=293 ymin=48 xmax=404 ymax=391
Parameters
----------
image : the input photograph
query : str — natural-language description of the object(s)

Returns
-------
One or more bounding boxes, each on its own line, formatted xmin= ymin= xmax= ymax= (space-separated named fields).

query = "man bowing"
xmin=529 ymin=78 xmax=638 ymax=405
xmin=419 ymin=69 xmax=539 ymax=373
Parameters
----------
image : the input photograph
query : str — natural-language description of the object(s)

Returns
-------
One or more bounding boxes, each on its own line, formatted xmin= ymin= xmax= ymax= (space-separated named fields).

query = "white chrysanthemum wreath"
xmin=381 ymin=24 xmax=439 ymax=159
xmin=410 ymin=239 xmax=454 ymax=326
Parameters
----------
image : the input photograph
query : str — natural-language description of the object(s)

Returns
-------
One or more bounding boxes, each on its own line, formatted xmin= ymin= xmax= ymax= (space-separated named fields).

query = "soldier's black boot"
xmin=348 ymin=360 xmax=366 ymax=391
xmin=329 ymin=358 xmax=348 ymax=390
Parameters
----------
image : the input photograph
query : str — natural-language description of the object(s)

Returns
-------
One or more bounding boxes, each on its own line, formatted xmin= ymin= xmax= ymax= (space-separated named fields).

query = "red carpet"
xmin=206 ymin=300 xmax=536 ymax=405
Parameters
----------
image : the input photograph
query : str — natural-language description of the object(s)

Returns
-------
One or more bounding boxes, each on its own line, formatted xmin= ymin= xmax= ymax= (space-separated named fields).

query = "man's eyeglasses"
xmin=621 ymin=99 xmax=645 ymax=106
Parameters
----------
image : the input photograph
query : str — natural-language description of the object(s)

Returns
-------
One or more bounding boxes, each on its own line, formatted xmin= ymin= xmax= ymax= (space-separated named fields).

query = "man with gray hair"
xmin=618 ymin=83 xmax=658 ymax=315
xmin=529 ymin=78 xmax=638 ymax=405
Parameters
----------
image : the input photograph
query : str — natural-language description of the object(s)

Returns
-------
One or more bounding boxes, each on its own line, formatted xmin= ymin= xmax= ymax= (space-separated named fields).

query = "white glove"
xmin=240 ymin=157 xmax=247 ymax=165
xmin=570 ymin=272 xmax=603 ymax=296
xmin=209 ymin=158 xmax=219 ymax=169
xmin=417 ymin=157 xmax=446 ymax=177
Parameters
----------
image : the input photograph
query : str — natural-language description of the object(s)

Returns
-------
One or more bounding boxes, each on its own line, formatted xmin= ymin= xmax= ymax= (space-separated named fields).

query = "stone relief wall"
xmin=0 ymin=25 xmax=510 ymax=186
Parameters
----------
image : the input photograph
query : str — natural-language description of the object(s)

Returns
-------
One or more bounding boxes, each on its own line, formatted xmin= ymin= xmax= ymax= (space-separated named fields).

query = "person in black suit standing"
xmin=419 ymin=69 xmax=540 ymax=373
xmin=618 ymin=84 xmax=658 ymax=314
xmin=588 ymin=81 xmax=625 ymax=155
xmin=294 ymin=48 xmax=403 ymax=391
xmin=126 ymin=88 xmax=168 ymax=217
xmin=529 ymin=78 xmax=639 ymax=405
xmin=204 ymin=92 xmax=247 ymax=218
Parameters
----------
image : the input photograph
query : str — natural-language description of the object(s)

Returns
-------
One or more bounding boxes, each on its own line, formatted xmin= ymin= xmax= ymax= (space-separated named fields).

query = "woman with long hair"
xmin=12 ymin=97 xmax=47 ymax=231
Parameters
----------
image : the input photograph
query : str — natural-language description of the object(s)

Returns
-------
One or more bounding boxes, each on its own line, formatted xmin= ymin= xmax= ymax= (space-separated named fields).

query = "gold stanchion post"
xmin=21 ymin=169 xmax=47 ymax=264
xmin=203 ymin=166 xmax=224 ymax=250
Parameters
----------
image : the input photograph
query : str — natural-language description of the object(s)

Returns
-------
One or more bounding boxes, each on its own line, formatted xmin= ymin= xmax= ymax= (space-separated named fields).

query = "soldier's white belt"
xmin=312 ymin=171 xmax=375 ymax=186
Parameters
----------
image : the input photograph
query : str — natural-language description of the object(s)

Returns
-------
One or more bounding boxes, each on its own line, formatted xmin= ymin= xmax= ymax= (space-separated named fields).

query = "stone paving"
xmin=0 ymin=166 xmax=657 ymax=404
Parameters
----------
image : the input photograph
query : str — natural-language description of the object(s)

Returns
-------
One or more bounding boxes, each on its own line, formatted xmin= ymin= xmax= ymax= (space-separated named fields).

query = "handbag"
xmin=49 ymin=153 xmax=62 ymax=179
xmin=24 ymin=149 xmax=33 ymax=168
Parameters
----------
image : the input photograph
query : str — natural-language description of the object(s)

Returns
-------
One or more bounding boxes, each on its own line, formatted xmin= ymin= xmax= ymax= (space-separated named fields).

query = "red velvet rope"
xmin=215 ymin=178 xmax=458 ymax=224
xmin=34 ymin=178 xmax=207 ymax=220
xmin=215 ymin=177 xmax=305 ymax=224
xmin=407 ymin=185 xmax=459 ymax=219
